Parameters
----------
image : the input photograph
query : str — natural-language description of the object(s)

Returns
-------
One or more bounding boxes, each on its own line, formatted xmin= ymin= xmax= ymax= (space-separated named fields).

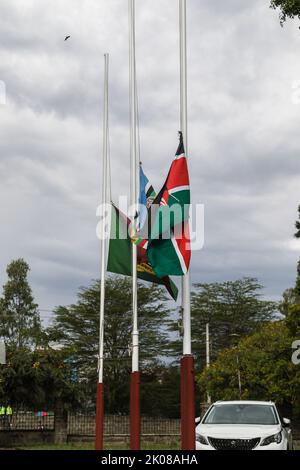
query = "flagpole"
xmin=179 ymin=0 xmax=195 ymax=450
xmin=95 ymin=53 xmax=109 ymax=451
xmin=129 ymin=0 xmax=141 ymax=451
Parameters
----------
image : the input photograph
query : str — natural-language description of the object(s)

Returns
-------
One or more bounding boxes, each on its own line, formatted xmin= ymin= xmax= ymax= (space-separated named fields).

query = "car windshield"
xmin=203 ymin=404 xmax=279 ymax=425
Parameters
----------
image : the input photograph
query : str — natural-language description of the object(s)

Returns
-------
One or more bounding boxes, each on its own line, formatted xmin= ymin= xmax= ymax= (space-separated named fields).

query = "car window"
xmin=203 ymin=404 xmax=279 ymax=425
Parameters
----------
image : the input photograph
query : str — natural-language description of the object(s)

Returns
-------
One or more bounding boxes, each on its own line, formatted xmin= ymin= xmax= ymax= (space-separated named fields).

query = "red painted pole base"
xmin=95 ymin=382 xmax=104 ymax=450
xmin=130 ymin=371 xmax=141 ymax=450
xmin=181 ymin=355 xmax=196 ymax=450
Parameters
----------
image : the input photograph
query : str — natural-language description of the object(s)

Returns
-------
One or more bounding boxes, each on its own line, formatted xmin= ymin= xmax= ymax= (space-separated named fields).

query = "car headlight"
xmin=260 ymin=431 xmax=282 ymax=446
xmin=196 ymin=433 xmax=209 ymax=445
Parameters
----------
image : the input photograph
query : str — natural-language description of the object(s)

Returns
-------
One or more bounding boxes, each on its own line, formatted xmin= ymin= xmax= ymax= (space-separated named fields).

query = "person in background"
xmin=36 ymin=411 xmax=43 ymax=431
xmin=0 ymin=405 xmax=5 ymax=428
xmin=6 ymin=405 xmax=13 ymax=429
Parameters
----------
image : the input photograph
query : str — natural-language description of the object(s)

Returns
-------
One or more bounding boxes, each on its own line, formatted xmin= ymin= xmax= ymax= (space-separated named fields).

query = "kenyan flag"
xmin=147 ymin=132 xmax=191 ymax=277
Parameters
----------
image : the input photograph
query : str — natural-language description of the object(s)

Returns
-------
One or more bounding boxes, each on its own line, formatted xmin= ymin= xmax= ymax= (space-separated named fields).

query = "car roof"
xmin=213 ymin=400 xmax=275 ymax=406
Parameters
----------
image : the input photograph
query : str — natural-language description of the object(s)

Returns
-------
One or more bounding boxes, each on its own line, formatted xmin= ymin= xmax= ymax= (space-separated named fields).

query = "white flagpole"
xmin=180 ymin=0 xmax=191 ymax=358
xmin=179 ymin=0 xmax=195 ymax=450
xmin=95 ymin=53 xmax=109 ymax=451
xmin=129 ymin=0 xmax=140 ymax=450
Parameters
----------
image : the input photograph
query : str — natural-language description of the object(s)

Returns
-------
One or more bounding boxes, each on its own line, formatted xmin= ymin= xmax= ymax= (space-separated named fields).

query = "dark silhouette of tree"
xmin=270 ymin=1 xmax=300 ymax=26
xmin=169 ymin=278 xmax=277 ymax=368
xmin=49 ymin=276 xmax=172 ymax=413
xmin=0 ymin=259 xmax=41 ymax=348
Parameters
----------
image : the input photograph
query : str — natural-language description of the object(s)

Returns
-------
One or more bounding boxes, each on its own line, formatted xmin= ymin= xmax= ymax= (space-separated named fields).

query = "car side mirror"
xmin=283 ymin=418 xmax=291 ymax=427
xmin=195 ymin=417 xmax=201 ymax=426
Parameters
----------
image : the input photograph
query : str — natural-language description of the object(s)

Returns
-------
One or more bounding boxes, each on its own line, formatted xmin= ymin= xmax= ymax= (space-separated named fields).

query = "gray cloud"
xmin=0 ymin=0 xmax=300 ymax=321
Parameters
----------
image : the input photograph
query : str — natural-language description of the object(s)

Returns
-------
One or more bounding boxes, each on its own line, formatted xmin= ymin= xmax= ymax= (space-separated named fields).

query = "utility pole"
xmin=236 ymin=348 xmax=242 ymax=400
xmin=230 ymin=333 xmax=242 ymax=400
xmin=0 ymin=340 xmax=6 ymax=365
xmin=206 ymin=323 xmax=211 ymax=404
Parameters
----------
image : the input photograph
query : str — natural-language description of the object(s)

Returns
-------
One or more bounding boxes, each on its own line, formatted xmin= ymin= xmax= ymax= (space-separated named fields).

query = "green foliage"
xmin=280 ymin=206 xmax=300 ymax=330
xmin=0 ymin=347 xmax=37 ymax=407
xmin=293 ymin=206 xmax=300 ymax=298
xmin=197 ymin=321 xmax=300 ymax=415
xmin=0 ymin=259 xmax=80 ymax=410
xmin=0 ymin=259 xmax=41 ymax=348
xmin=280 ymin=287 xmax=299 ymax=315
xmin=296 ymin=261 xmax=300 ymax=298
xmin=270 ymin=0 xmax=300 ymax=25
xmin=170 ymin=278 xmax=277 ymax=367
xmin=285 ymin=304 xmax=300 ymax=338
xmin=141 ymin=364 xmax=180 ymax=418
xmin=280 ymin=204 xmax=300 ymax=308
xmin=49 ymin=276 xmax=173 ymax=413
xmin=0 ymin=345 xmax=81 ymax=410
xmin=31 ymin=347 xmax=82 ymax=410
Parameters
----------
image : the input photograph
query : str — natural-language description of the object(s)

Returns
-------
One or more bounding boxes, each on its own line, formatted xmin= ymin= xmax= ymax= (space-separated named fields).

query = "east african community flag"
xmin=146 ymin=132 xmax=191 ymax=278
xmin=107 ymin=203 xmax=178 ymax=301
xmin=136 ymin=163 xmax=155 ymax=231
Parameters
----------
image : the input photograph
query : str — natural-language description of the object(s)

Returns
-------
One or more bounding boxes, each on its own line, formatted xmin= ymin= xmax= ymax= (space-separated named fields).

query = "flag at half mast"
xmin=146 ymin=132 xmax=191 ymax=278
xmin=107 ymin=203 xmax=178 ymax=301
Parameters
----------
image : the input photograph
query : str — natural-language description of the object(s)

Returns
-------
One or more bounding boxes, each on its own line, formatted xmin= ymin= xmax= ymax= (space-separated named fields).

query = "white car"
xmin=196 ymin=400 xmax=293 ymax=450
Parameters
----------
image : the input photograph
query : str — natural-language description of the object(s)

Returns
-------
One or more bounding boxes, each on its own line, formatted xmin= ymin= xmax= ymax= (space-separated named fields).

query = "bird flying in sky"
xmin=64 ymin=35 xmax=70 ymax=41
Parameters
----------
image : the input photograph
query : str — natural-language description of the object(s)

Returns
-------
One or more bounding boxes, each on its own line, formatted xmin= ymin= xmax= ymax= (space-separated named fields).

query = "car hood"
xmin=197 ymin=424 xmax=281 ymax=439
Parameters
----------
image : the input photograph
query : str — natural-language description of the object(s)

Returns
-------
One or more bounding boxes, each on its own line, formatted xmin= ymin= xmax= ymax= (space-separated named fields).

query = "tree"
xmin=0 ymin=347 xmax=39 ymax=408
xmin=270 ymin=1 xmax=300 ymax=26
xmin=197 ymin=321 xmax=300 ymax=418
xmin=0 ymin=345 xmax=82 ymax=443
xmin=0 ymin=346 xmax=80 ymax=408
xmin=169 ymin=278 xmax=277 ymax=368
xmin=48 ymin=276 xmax=173 ymax=414
xmin=280 ymin=267 xmax=300 ymax=315
xmin=280 ymin=287 xmax=299 ymax=315
xmin=280 ymin=269 xmax=300 ymax=338
xmin=0 ymin=259 xmax=80 ymax=442
xmin=140 ymin=363 xmax=181 ymax=418
xmin=281 ymin=205 xmax=300 ymax=313
xmin=294 ymin=206 xmax=300 ymax=298
xmin=0 ymin=259 xmax=41 ymax=348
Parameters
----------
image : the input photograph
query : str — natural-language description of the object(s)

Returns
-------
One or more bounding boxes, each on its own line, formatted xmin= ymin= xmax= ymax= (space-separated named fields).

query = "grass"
xmin=10 ymin=438 xmax=300 ymax=451
xmin=18 ymin=441 xmax=180 ymax=451
xmin=17 ymin=442 xmax=300 ymax=451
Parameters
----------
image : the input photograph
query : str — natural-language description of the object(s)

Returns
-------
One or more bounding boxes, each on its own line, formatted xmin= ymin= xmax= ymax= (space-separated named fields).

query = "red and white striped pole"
xmin=179 ymin=0 xmax=196 ymax=451
xmin=95 ymin=53 xmax=109 ymax=451
xmin=129 ymin=0 xmax=141 ymax=451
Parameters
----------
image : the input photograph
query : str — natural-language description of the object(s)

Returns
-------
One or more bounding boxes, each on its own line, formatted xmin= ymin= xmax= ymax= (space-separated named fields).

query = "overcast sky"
xmin=0 ymin=0 xmax=300 ymax=324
